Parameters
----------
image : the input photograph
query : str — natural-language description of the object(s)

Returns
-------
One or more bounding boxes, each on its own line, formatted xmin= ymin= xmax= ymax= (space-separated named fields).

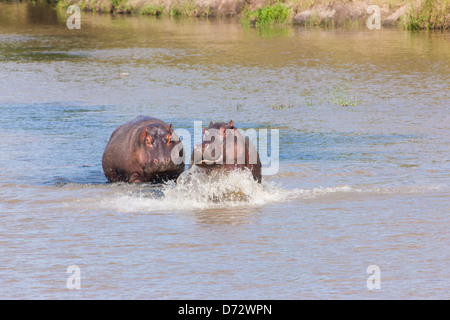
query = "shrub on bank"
xmin=405 ymin=0 xmax=450 ymax=30
xmin=54 ymin=0 xmax=450 ymax=29
xmin=241 ymin=1 xmax=290 ymax=27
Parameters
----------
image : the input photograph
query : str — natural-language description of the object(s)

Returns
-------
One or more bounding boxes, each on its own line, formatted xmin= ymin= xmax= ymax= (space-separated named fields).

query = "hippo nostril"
xmin=165 ymin=157 xmax=170 ymax=162
xmin=154 ymin=159 xmax=158 ymax=163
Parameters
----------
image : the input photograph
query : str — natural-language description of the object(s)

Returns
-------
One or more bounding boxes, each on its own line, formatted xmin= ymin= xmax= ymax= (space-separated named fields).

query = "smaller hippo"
xmin=189 ymin=120 xmax=262 ymax=183
xmin=102 ymin=116 xmax=184 ymax=183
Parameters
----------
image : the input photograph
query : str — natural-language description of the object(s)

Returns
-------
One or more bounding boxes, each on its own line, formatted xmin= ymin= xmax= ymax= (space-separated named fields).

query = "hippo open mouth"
xmin=188 ymin=120 xmax=261 ymax=183
xmin=150 ymin=171 xmax=182 ymax=183
xmin=194 ymin=159 xmax=222 ymax=168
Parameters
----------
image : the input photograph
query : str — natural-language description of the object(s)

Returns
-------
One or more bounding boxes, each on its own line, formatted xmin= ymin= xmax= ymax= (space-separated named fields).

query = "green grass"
xmin=326 ymin=85 xmax=360 ymax=107
xmin=242 ymin=2 xmax=291 ymax=27
xmin=53 ymin=0 xmax=449 ymax=29
xmin=269 ymin=85 xmax=362 ymax=111
xmin=139 ymin=2 xmax=165 ymax=16
xmin=270 ymin=95 xmax=296 ymax=110
xmin=138 ymin=0 xmax=211 ymax=18
xmin=404 ymin=0 xmax=450 ymax=30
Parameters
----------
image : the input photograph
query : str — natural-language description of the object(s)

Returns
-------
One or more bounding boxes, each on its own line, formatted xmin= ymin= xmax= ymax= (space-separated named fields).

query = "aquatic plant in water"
xmin=326 ymin=85 xmax=360 ymax=107
xmin=270 ymin=95 xmax=296 ymax=110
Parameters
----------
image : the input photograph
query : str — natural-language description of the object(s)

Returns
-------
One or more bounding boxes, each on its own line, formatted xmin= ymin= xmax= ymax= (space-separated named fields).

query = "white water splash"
xmin=102 ymin=167 xmax=288 ymax=212
xmin=97 ymin=166 xmax=443 ymax=213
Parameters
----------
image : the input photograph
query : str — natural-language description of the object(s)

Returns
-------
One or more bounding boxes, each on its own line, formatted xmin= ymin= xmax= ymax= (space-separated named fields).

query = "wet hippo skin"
xmin=102 ymin=116 xmax=184 ymax=183
xmin=190 ymin=120 xmax=262 ymax=183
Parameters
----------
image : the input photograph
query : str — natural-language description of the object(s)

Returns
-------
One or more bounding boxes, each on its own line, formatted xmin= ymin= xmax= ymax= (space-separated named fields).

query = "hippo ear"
xmin=220 ymin=127 xmax=227 ymax=138
xmin=140 ymin=127 xmax=152 ymax=147
xmin=229 ymin=120 xmax=234 ymax=129
xmin=209 ymin=121 xmax=214 ymax=127
xmin=140 ymin=128 xmax=148 ymax=143
xmin=145 ymin=135 xmax=153 ymax=147
xmin=168 ymin=123 xmax=173 ymax=133
xmin=166 ymin=133 xmax=172 ymax=146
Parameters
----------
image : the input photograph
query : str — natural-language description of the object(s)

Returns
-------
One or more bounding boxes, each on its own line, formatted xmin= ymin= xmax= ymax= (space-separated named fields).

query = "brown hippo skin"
xmin=102 ymin=116 xmax=184 ymax=183
xmin=190 ymin=120 xmax=262 ymax=183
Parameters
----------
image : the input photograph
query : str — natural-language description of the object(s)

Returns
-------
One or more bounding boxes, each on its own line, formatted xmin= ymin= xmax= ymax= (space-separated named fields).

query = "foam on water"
xmin=102 ymin=167 xmax=289 ymax=212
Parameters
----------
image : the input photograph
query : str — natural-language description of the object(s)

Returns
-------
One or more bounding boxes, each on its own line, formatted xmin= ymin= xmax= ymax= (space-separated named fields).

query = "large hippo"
xmin=189 ymin=120 xmax=262 ymax=183
xmin=102 ymin=116 xmax=184 ymax=183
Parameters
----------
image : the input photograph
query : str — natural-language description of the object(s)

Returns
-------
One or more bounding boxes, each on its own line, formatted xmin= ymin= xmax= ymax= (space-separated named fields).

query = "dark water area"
xmin=0 ymin=2 xmax=449 ymax=299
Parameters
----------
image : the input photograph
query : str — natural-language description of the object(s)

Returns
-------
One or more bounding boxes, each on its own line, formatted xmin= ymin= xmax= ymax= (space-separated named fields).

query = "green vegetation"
xmin=270 ymin=95 xmax=296 ymax=110
xmin=242 ymin=2 xmax=291 ymax=27
xmin=326 ymin=85 xmax=360 ymax=107
xmin=57 ymin=0 xmax=91 ymax=12
xmin=122 ymin=0 xmax=212 ymax=17
xmin=169 ymin=0 xmax=204 ymax=18
xmin=139 ymin=2 xmax=166 ymax=16
xmin=404 ymin=0 xmax=450 ymax=30
xmin=51 ymin=0 xmax=450 ymax=29
xmin=270 ymin=85 xmax=362 ymax=111
xmin=112 ymin=0 xmax=131 ymax=13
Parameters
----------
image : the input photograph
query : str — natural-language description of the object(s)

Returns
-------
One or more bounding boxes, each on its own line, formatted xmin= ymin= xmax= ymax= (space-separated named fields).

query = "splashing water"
xmin=97 ymin=164 xmax=443 ymax=213
xmin=166 ymin=166 xmax=286 ymax=207
xmin=101 ymin=166 xmax=290 ymax=212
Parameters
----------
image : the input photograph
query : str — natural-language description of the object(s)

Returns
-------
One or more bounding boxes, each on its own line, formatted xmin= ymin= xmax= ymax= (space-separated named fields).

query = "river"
xmin=0 ymin=2 xmax=449 ymax=299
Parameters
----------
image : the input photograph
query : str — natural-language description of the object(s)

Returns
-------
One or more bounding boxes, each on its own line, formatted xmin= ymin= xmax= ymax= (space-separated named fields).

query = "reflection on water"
xmin=0 ymin=2 xmax=449 ymax=299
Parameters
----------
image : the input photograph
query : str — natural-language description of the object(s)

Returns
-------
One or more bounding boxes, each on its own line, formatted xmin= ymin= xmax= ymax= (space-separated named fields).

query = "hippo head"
xmin=192 ymin=120 xmax=246 ymax=168
xmin=189 ymin=120 xmax=262 ymax=183
xmin=137 ymin=123 xmax=184 ymax=181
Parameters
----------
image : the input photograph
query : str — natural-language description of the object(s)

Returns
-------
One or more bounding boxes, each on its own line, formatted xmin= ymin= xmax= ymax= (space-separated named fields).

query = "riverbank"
xmin=54 ymin=0 xmax=450 ymax=29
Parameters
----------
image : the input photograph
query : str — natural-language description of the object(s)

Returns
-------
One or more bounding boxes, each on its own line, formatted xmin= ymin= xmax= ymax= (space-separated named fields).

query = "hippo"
xmin=102 ymin=116 xmax=184 ymax=183
xmin=189 ymin=120 xmax=262 ymax=183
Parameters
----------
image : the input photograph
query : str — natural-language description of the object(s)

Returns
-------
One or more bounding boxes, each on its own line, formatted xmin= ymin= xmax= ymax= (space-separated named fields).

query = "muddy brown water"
xmin=0 ymin=2 xmax=449 ymax=299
